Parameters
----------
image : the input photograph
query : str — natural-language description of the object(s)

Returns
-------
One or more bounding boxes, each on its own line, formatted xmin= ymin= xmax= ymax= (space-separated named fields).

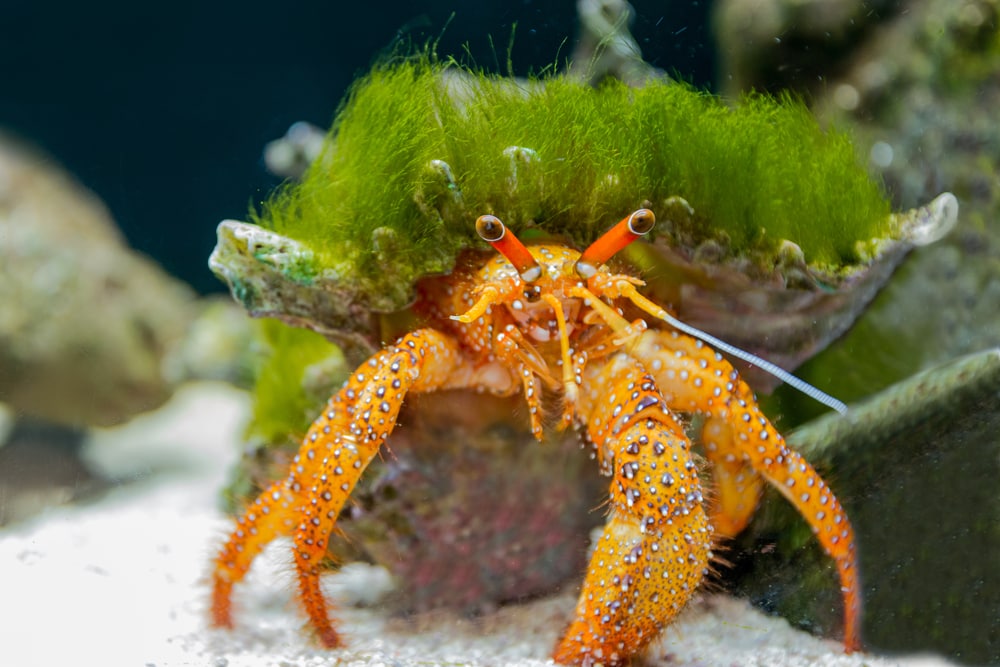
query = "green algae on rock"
xmin=244 ymin=319 xmax=346 ymax=445
xmin=209 ymin=58 xmax=919 ymax=369
xmin=261 ymin=59 xmax=891 ymax=273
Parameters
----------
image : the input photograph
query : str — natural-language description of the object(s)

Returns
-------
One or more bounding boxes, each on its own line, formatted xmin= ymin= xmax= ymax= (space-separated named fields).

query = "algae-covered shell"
xmin=633 ymin=192 xmax=957 ymax=388
xmin=211 ymin=57 xmax=961 ymax=616
xmin=210 ymin=59 xmax=955 ymax=380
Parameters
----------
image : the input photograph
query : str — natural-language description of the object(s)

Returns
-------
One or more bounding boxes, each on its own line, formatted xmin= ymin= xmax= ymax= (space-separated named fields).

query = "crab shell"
xmin=211 ymin=191 xmax=956 ymax=390
xmin=210 ymin=61 xmax=955 ymax=388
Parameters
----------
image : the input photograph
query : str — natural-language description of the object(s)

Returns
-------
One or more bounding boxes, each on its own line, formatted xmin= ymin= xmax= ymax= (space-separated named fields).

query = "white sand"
xmin=0 ymin=383 xmax=955 ymax=667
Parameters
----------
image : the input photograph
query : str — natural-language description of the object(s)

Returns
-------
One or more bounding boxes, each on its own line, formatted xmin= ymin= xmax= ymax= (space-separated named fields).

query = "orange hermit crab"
xmin=211 ymin=208 xmax=860 ymax=666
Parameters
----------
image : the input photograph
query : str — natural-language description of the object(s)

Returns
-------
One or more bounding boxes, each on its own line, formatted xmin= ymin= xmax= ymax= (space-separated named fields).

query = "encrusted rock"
xmin=0 ymin=135 xmax=197 ymax=427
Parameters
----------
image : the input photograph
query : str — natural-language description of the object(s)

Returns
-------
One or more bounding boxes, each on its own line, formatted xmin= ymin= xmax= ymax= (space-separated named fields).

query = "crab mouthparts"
xmin=508 ymin=295 xmax=580 ymax=343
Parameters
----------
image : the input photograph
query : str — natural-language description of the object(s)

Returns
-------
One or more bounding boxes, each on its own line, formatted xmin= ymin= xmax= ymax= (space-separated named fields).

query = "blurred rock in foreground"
xmin=0 ymin=134 xmax=197 ymax=427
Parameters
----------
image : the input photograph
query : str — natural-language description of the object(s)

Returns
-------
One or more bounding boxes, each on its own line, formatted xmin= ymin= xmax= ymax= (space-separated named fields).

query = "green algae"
xmin=246 ymin=319 xmax=345 ymax=443
xmin=254 ymin=58 xmax=890 ymax=311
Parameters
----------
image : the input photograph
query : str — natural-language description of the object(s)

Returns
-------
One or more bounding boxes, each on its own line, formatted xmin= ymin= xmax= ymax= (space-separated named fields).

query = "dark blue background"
xmin=1 ymin=1 xmax=714 ymax=293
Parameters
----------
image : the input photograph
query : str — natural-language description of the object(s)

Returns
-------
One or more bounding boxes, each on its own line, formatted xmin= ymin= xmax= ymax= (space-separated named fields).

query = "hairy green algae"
xmin=253 ymin=59 xmax=891 ymax=313
xmin=246 ymin=318 xmax=345 ymax=444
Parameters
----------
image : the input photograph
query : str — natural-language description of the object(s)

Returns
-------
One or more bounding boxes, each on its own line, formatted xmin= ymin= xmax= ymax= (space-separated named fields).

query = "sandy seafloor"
xmin=0 ymin=383 xmax=958 ymax=667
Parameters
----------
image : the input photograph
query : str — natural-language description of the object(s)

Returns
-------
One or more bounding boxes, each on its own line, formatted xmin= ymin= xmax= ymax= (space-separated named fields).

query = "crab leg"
xmin=553 ymin=353 xmax=712 ymax=667
xmin=212 ymin=329 xmax=506 ymax=646
xmin=211 ymin=378 xmax=363 ymax=629
xmin=631 ymin=329 xmax=862 ymax=651
xmin=211 ymin=480 xmax=300 ymax=628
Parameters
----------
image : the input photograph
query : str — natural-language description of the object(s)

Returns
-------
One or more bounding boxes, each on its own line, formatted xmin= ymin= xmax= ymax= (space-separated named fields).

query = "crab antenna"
xmin=664 ymin=313 xmax=849 ymax=414
xmin=576 ymin=209 xmax=656 ymax=278
xmin=618 ymin=282 xmax=850 ymax=415
xmin=475 ymin=215 xmax=542 ymax=282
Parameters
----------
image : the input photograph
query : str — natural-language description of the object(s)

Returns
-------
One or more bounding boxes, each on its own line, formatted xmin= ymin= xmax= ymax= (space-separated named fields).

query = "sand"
xmin=0 ymin=383 xmax=956 ymax=667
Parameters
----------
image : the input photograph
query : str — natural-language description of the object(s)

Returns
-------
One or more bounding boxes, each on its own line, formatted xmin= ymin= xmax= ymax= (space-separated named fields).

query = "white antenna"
xmin=658 ymin=311 xmax=849 ymax=415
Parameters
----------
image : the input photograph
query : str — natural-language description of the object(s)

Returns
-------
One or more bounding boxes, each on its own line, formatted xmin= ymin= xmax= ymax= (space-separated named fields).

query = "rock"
xmin=0 ymin=135 xmax=198 ymax=427
xmin=732 ymin=350 xmax=1000 ymax=664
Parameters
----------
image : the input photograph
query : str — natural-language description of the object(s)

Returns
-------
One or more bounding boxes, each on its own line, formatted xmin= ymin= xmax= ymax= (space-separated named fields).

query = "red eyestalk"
xmin=475 ymin=214 xmax=542 ymax=282
xmin=575 ymin=208 xmax=655 ymax=278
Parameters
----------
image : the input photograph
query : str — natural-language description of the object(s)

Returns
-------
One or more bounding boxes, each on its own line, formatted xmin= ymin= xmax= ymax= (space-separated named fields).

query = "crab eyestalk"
xmin=575 ymin=208 xmax=655 ymax=278
xmin=475 ymin=214 xmax=542 ymax=283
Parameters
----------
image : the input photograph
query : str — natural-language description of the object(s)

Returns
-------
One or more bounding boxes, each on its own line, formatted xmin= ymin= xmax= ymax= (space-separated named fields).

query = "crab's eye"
xmin=627 ymin=208 xmax=656 ymax=235
xmin=523 ymin=285 xmax=541 ymax=302
xmin=576 ymin=208 xmax=656 ymax=278
xmin=476 ymin=215 xmax=505 ymax=242
xmin=474 ymin=214 xmax=542 ymax=283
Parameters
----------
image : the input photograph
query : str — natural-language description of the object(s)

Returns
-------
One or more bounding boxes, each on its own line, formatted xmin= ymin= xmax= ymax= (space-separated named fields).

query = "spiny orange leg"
xmin=573 ymin=275 xmax=860 ymax=651
xmin=700 ymin=414 xmax=767 ymax=537
xmin=212 ymin=479 xmax=299 ymax=628
xmin=631 ymin=329 xmax=862 ymax=652
xmin=290 ymin=328 xmax=484 ymax=646
xmin=553 ymin=353 xmax=712 ymax=667
xmin=211 ymin=381 xmax=363 ymax=630
xmin=213 ymin=329 xmax=492 ymax=647
xmin=615 ymin=279 xmax=848 ymax=415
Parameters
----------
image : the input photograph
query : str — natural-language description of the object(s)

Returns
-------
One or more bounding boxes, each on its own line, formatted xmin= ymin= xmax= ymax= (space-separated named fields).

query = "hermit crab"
xmin=208 ymin=57 xmax=954 ymax=665
xmin=212 ymin=202 xmax=865 ymax=664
